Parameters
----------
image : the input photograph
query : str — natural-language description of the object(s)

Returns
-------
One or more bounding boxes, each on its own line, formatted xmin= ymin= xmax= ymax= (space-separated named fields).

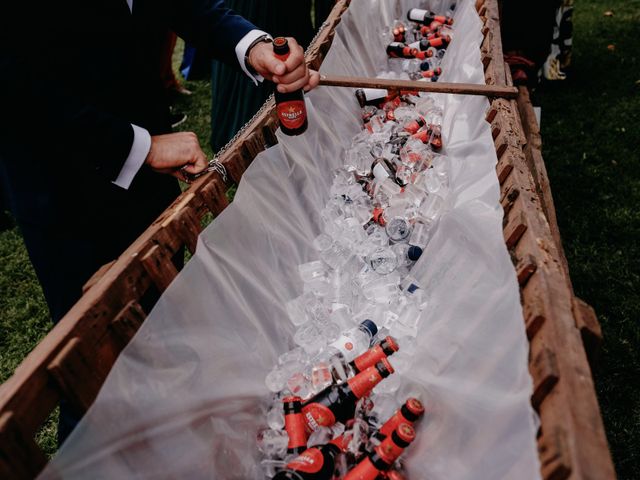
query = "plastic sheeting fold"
xmin=41 ymin=1 xmax=541 ymax=478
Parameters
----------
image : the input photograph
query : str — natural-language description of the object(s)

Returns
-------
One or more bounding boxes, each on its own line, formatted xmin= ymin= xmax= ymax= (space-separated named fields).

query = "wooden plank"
xmin=140 ymin=244 xmax=179 ymax=293
xmin=83 ymin=260 xmax=116 ymax=294
xmin=504 ymin=210 xmax=527 ymax=249
xmin=110 ymin=301 xmax=146 ymax=351
xmin=516 ymin=86 xmax=572 ymax=289
xmin=0 ymin=411 xmax=47 ymax=480
xmin=538 ymin=426 xmax=572 ymax=480
xmin=318 ymin=74 xmax=519 ymax=98
xmin=515 ymin=253 xmax=537 ymax=286
xmin=530 ymin=346 xmax=560 ymax=411
xmin=490 ymin=90 xmax=616 ymax=479
xmin=572 ymin=297 xmax=603 ymax=370
xmin=199 ymin=177 xmax=229 ymax=216
xmin=47 ymin=338 xmax=105 ymax=417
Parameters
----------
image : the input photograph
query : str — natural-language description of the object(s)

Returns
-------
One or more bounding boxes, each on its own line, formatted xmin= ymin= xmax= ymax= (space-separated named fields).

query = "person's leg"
xmin=17 ymin=221 xmax=115 ymax=444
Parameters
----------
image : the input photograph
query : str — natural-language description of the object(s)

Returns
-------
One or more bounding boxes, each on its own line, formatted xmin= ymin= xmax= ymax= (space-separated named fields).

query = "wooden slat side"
xmin=488 ymin=86 xmax=616 ymax=478
xmin=82 ymin=260 xmax=116 ymax=294
xmin=140 ymin=244 xmax=179 ymax=293
xmin=110 ymin=301 xmax=147 ymax=351
xmin=0 ymin=412 xmax=48 ymax=480
xmin=46 ymin=338 xmax=108 ymax=417
xmin=515 ymin=86 xmax=571 ymax=286
xmin=572 ymin=297 xmax=603 ymax=370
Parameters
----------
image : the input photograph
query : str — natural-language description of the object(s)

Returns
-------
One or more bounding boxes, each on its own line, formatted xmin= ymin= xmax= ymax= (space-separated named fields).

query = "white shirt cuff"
xmin=113 ymin=124 xmax=151 ymax=190
xmin=235 ymin=29 xmax=271 ymax=85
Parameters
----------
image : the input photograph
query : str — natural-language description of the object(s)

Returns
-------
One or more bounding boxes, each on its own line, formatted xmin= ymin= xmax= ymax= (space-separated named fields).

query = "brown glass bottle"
xmin=374 ymin=398 xmax=425 ymax=440
xmin=283 ymin=396 xmax=308 ymax=455
xmin=273 ymin=37 xmax=308 ymax=136
xmin=407 ymin=8 xmax=454 ymax=26
xmin=344 ymin=423 xmax=416 ymax=480
xmin=330 ymin=336 xmax=400 ymax=383
xmin=273 ymin=434 xmax=350 ymax=480
xmin=301 ymin=359 xmax=394 ymax=432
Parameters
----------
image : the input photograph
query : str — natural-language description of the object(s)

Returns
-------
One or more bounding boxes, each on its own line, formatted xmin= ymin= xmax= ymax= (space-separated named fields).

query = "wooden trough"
xmin=0 ymin=0 xmax=616 ymax=478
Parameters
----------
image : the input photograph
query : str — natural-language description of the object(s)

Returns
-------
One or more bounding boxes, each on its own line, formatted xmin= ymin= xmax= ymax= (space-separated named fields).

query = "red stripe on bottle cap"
xmin=283 ymin=396 xmax=302 ymax=403
xmin=396 ymin=422 xmax=416 ymax=443
xmin=406 ymin=397 xmax=425 ymax=416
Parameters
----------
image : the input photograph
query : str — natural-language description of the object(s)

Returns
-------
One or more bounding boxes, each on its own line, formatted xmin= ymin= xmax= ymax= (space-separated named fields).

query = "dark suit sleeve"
xmin=0 ymin=10 xmax=134 ymax=182
xmin=168 ymin=0 xmax=258 ymax=68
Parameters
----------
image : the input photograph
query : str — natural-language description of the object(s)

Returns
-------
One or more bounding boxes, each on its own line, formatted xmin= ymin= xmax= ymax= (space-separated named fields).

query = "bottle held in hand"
xmin=273 ymin=37 xmax=308 ymax=136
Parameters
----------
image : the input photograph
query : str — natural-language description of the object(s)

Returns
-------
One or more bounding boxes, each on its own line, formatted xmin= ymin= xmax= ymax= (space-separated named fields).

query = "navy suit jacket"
xmin=0 ymin=0 xmax=254 ymax=235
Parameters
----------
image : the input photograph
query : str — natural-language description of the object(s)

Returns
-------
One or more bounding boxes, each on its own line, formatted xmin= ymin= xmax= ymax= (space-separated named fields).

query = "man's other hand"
xmin=145 ymin=132 xmax=208 ymax=180
xmin=248 ymin=37 xmax=320 ymax=93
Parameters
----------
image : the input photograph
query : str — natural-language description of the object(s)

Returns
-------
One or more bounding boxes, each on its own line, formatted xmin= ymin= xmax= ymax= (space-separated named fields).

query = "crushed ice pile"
xmin=258 ymin=4 xmax=458 ymax=479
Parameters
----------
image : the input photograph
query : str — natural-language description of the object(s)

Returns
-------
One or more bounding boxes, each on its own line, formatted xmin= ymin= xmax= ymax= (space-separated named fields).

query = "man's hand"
xmin=145 ymin=132 xmax=208 ymax=180
xmin=248 ymin=37 xmax=320 ymax=93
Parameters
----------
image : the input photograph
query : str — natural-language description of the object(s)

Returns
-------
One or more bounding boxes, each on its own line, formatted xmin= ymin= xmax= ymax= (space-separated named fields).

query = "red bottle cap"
xmin=405 ymin=398 xmax=425 ymax=418
xmin=273 ymin=37 xmax=291 ymax=61
xmin=283 ymin=396 xmax=303 ymax=403
xmin=394 ymin=422 xmax=416 ymax=445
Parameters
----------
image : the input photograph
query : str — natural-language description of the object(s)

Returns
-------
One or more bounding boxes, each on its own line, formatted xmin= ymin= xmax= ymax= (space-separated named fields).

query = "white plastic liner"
xmin=41 ymin=1 xmax=541 ymax=478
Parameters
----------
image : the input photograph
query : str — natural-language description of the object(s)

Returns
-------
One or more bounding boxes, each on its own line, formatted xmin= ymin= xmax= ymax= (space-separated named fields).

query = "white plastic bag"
xmin=41 ymin=1 xmax=540 ymax=478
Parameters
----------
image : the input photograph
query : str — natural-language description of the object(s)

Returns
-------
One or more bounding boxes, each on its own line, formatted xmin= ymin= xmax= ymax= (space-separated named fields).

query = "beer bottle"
xmin=374 ymin=398 xmax=425 ymax=440
xmin=302 ymin=359 xmax=394 ymax=432
xmin=273 ymin=434 xmax=350 ymax=480
xmin=344 ymin=423 xmax=416 ymax=480
xmin=349 ymin=336 xmax=399 ymax=377
xmin=381 ymin=470 xmax=407 ymax=480
xmin=355 ymin=88 xmax=391 ymax=108
xmin=273 ymin=37 xmax=308 ymax=136
xmin=407 ymin=8 xmax=454 ymax=26
xmin=386 ymin=42 xmax=418 ymax=59
xmin=283 ymin=396 xmax=308 ymax=455
xmin=392 ymin=24 xmax=407 ymax=43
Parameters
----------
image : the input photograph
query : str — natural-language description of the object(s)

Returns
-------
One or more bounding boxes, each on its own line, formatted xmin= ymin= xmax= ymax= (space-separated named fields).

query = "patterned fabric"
xmin=543 ymin=0 xmax=574 ymax=80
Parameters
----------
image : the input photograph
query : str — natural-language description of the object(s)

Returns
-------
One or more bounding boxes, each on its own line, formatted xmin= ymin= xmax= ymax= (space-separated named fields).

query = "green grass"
xmin=535 ymin=1 xmax=640 ymax=478
xmin=1 ymin=5 xmax=639 ymax=477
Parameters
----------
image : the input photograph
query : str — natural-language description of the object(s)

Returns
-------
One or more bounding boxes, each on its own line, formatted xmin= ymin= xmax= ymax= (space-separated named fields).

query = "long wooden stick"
xmin=319 ymin=74 xmax=518 ymax=98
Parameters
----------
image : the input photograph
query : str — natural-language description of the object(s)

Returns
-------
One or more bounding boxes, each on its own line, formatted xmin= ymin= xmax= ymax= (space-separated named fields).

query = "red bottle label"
xmin=286 ymin=448 xmax=324 ymax=474
xmin=348 ymin=365 xmax=384 ymax=399
xmin=285 ymin=412 xmax=308 ymax=450
xmin=379 ymin=410 xmax=403 ymax=438
xmin=343 ymin=456 xmax=379 ymax=480
xmin=377 ymin=435 xmax=404 ymax=462
xmin=277 ymin=100 xmax=307 ymax=130
xmin=302 ymin=403 xmax=336 ymax=432
xmin=353 ymin=345 xmax=386 ymax=373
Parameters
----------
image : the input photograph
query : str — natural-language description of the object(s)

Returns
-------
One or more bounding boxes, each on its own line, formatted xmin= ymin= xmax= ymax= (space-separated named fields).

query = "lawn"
xmin=0 ymin=1 xmax=638 ymax=477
